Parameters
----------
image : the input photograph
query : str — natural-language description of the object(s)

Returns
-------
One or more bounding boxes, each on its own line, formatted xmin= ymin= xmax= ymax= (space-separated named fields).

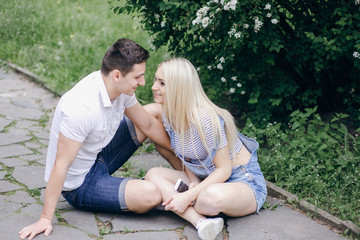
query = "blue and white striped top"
xmin=163 ymin=109 xmax=242 ymax=161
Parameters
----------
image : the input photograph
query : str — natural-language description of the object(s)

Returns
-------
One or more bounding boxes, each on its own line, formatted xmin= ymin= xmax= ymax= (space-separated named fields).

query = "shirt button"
xmin=245 ymin=173 xmax=249 ymax=177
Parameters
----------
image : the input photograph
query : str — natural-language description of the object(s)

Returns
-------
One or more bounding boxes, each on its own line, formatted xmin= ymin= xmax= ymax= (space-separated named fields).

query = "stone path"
xmin=0 ymin=66 xmax=352 ymax=239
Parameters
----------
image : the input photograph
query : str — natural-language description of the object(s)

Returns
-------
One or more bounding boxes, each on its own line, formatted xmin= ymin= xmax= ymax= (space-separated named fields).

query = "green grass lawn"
xmin=0 ymin=0 xmax=169 ymax=101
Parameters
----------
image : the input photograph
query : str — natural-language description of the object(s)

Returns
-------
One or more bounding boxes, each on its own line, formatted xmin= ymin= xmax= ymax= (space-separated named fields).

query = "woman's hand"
xmin=162 ymin=192 xmax=194 ymax=214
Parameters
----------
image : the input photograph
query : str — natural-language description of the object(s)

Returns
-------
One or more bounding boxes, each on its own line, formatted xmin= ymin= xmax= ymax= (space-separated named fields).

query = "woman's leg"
xmin=124 ymin=179 xmax=162 ymax=214
xmin=145 ymin=168 xmax=224 ymax=240
xmin=194 ymin=182 xmax=257 ymax=217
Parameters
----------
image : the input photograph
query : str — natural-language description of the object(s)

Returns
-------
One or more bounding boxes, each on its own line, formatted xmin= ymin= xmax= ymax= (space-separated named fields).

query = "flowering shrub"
xmin=111 ymin=0 xmax=360 ymax=127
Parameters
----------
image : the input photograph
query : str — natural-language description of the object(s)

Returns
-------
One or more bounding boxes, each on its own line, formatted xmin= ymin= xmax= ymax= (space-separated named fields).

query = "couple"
xmin=19 ymin=39 xmax=267 ymax=240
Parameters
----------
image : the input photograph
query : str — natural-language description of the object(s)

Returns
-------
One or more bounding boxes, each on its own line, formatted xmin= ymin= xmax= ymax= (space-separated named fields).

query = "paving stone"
xmin=0 ymin=170 xmax=6 ymax=179
xmin=0 ymin=127 xmax=31 ymax=146
xmin=0 ymin=200 xmax=23 ymax=220
xmin=110 ymin=211 xmax=186 ymax=232
xmin=24 ymin=141 xmax=42 ymax=149
xmin=0 ymin=157 xmax=28 ymax=167
xmin=38 ymin=138 xmax=49 ymax=147
xmin=0 ymin=213 xmax=37 ymax=239
xmin=227 ymin=205 xmax=345 ymax=240
xmin=0 ymin=180 xmax=23 ymax=193
xmin=12 ymin=165 xmax=46 ymax=189
xmin=6 ymin=190 xmax=37 ymax=204
xmin=32 ymin=131 xmax=51 ymax=141
xmin=0 ymin=102 xmax=43 ymax=120
xmin=0 ymin=214 xmax=92 ymax=240
xmin=37 ymin=147 xmax=48 ymax=156
xmin=36 ymin=225 xmax=94 ymax=240
xmin=19 ymin=154 xmax=43 ymax=162
xmin=15 ymin=119 xmax=39 ymax=129
xmin=0 ymin=95 xmax=11 ymax=104
xmin=0 ymin=117 xmax=12 ymax=132
xmin=0 ymin=194 xmax=6 ymax=210
xmin=0 ymin=144 xmax=33 ymax=158
xmin=62 ymin=210 xmax=99 ymax=236
xmin=103 ymin=231 xmax=180 ymax=240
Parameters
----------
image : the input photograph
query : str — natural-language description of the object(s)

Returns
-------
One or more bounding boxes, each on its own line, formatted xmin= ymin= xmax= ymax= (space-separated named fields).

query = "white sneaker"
xmin=196 ymin=217 xmax=224 ymax=240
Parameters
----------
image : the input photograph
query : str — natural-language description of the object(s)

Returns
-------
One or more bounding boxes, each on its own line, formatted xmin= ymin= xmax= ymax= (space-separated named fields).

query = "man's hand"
xmin=18 ymin=217 xmax=53 ymax=240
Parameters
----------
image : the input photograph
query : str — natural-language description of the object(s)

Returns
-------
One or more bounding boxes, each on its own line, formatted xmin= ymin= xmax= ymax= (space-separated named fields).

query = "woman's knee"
xmin=195 ymin=185 xmax=224 ymax=215
xmin=144 ymin=167 xmax=167 ymax=182
xmin=126 ymin=180 xmax=161 ymax=213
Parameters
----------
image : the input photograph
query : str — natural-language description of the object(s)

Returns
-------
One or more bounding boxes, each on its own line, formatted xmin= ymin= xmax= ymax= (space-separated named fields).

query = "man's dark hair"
xmin=101 ymin=38 xmax=150 ymax=76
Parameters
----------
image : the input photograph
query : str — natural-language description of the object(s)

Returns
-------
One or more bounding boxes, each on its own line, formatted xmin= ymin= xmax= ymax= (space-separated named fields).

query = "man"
xmin=19 ymin=39 xmax=180 ymax=240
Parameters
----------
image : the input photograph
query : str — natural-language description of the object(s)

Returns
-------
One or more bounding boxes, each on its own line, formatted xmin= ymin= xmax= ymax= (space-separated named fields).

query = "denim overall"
xmin=167 ymin=118 xmax=267 ymax=212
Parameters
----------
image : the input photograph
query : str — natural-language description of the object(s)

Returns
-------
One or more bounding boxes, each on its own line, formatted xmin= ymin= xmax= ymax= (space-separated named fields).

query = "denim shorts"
xmin=182 ymin=132 xmax=267 ymax=213
xmin=61 ymin=117 xmax=142 ymax=212
xmin=226 ymin=149 xmax=268 ymax=213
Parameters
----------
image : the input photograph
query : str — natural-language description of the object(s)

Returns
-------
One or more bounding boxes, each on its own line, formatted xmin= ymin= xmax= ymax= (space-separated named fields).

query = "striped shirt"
xmin=163 ymin=109 xmax=242 ymax=161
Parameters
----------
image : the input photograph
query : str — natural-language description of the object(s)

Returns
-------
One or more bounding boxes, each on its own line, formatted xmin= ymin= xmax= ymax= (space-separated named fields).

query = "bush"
xmin=242 ymin=107 xmax=360 ymax=228
xmin=111 ymin=0 xmax=360 ymax=128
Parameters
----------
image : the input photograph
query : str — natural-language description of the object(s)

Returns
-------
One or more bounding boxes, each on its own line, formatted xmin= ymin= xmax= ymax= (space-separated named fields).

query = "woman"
xmin=144 ymin=58 xmax=267 ymax=240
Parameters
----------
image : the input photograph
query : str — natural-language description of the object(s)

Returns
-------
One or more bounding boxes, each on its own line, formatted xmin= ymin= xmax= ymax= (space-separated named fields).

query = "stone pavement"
xmin=0 ymin=65 xmax=353 ymax=240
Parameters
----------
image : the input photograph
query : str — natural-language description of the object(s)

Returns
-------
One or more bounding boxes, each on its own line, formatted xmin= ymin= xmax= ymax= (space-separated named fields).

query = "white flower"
xmin=231 ymin=76 xmax=237 ymax=81
xmin=356 ymin=0 xmax=360 ymax=5
xmin=220 ymin=57 xmax=225 ymax=63
xmin=161 ymin=21 xmax=166 ymax=27
xmin=201 ymin=17 xmax=211 ymax=28
xmin=213 ymin=0 xmax=219 ymax=3
xmin=230 ymin=88 xmax=235 ymax=93
xmin=353 ymin=51 xmax=360 ymax=58
xmin=234 ymin=32 xmax=241 ymax=39
xmin=224 ymin=0 xmax=237 ymax=11
xmin=241 ymin=91 xmax=245 ymax=95
xmin=265 ymin=3 xmax=271 ymax=10
xmin=217 ymin=63 xmax=223 ymax=70
xmin=154 ymin=14 xmax=160 ymax=21
xmin=197 ymin=6 xmax=210 ymax=18
xmin=221 ymin=77 xmax=226 ymax=82
xmin=192 ymin=17 xmax=201 ymax=25
xmin=58 ymin=41 xmax=63 ymax=46
xmin=267 ymin=13 xmax=272 ymax=18
xmin=220 ymin=0 xmax=225 ymax=5
xmin=237 ymin=83 xmax=242 ymax=87
xmin=207 ymin=65 xmax=213 ymax=70
xmin=243 ymin=23 xmax=249 ymax=29
xmin=228 ymin=27 xmax=236 ymax=37
xmin=216 ymin=8 xmax=221 ymax=13
xmin=271 ymin=19 xmax=279 ymax=24
xmin=254 ymin=17 xmax=263 ymax=33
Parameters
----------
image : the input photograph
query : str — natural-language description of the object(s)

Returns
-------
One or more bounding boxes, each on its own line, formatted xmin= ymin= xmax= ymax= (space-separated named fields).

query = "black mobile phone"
xmin=174 ymin=178 xmax=189 ymax=193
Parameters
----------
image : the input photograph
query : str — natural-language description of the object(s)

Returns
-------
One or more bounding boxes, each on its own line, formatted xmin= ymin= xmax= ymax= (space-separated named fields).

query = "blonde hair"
xmin=160 ymin=58 xmax=238 ymax=159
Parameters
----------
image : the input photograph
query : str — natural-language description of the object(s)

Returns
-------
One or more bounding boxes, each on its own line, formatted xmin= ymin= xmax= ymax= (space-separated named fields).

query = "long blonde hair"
xmin=160 ymin=58 xmax=238 ymax=159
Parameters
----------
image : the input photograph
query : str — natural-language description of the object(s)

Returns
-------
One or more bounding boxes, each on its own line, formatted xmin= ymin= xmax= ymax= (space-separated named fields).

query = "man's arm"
xmin=125 ymin=102 xmax=171 ymax=151
xmin=19 ymin=133 xmax=82 ymax=240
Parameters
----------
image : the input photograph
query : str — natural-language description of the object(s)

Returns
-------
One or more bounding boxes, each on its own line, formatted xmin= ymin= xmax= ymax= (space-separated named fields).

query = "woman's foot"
xmin=196 ymin=217 xmax=224 ymax=240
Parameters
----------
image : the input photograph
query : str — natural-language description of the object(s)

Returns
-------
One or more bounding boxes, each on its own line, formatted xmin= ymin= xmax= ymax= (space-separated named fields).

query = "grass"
xmin=0 ymin=0 xmax=169 ymax=100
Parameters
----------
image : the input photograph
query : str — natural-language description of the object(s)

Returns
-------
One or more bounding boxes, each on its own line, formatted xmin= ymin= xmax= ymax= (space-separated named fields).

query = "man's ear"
xmin=112 ymin=69 xmax=122 ymax=82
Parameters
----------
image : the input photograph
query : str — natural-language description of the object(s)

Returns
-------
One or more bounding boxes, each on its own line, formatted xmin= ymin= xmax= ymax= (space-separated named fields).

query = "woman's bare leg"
xmin=194 ymin=182 xmax=257 ymax=217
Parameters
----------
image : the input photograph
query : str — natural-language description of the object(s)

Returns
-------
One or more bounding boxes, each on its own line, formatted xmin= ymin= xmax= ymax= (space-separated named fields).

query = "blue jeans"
xmin=61 ymin=117 xmax=142 ymax=212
